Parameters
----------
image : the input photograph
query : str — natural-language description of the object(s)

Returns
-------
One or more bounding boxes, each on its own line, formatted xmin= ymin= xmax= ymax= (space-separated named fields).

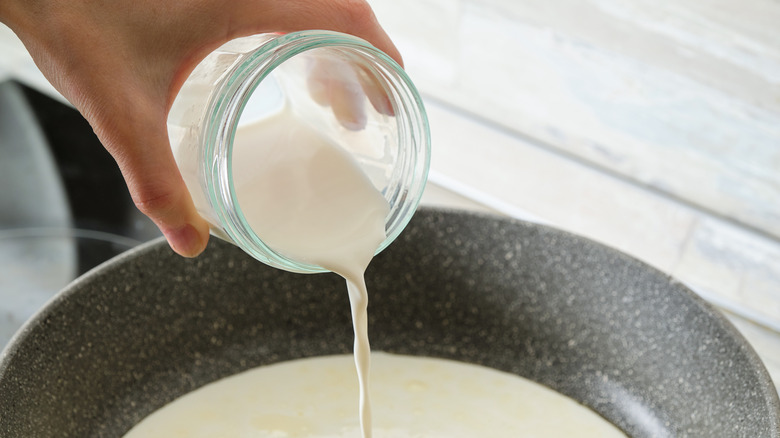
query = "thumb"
xmin=104 ymin=119 xmax=211 ymax=257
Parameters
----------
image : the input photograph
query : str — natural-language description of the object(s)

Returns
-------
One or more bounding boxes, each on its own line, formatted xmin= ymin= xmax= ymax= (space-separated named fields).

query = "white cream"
xmin=230 ymin=105 xmax=389 ymax=279
xmin=123 ymin=353 xmax=627 ymax=437
xmin=230 ymin=104 xmax=388 ymax=438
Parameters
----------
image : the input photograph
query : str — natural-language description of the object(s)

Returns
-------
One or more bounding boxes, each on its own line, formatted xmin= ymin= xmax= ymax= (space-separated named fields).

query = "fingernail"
xmin=163 ymin=223 xmax=204 ymax=257
xmin=340 ymin=115 xmax=367 ymax=131
xmin=374 ymin=94 xmax=395 ymax=117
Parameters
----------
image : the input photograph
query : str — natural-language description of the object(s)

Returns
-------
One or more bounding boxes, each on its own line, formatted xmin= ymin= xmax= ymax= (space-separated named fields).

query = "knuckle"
xmin=131 ymin=185 xmax=179 ymax=220
xmin=338 ymin=0 xmax=376 ymax=27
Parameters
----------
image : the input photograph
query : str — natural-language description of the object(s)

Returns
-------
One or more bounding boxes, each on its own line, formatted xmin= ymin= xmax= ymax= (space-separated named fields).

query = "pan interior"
xmin=0 ymin=209 xmax=778 ymax=438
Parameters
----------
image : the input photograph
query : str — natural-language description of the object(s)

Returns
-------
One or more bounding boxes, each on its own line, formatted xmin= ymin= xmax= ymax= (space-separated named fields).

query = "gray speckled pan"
xmin=1 ymin=208 xmax=778 ymax=437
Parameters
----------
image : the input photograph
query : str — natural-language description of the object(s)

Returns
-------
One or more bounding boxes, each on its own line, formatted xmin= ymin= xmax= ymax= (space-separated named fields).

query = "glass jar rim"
xmin=202 ymin=30 xmax=430 ymax=273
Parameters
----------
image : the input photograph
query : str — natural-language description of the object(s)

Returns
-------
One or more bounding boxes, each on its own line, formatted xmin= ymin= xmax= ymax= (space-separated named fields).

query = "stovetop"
xmin=0 ymin=80 xmax=160 ymax=347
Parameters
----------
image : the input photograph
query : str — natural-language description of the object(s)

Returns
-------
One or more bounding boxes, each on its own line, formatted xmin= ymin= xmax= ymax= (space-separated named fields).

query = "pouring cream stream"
xmin=229 ymin=103 xmax=388 ymax=438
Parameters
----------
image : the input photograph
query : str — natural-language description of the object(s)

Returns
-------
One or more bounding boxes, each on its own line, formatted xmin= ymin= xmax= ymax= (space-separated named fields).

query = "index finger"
xmin=228 ymin=0 xmax=403 ymax=66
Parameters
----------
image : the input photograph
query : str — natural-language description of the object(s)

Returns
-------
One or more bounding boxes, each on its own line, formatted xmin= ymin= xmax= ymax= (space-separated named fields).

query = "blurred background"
xmin=1 ymin=0 xmax=778 ymax=388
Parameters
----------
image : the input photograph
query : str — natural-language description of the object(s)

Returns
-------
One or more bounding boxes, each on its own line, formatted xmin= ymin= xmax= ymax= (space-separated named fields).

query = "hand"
xmin=0 ymin=0 xmax=402 ymax=257
xmin=307 ymin=56 xmax=396 ymax=131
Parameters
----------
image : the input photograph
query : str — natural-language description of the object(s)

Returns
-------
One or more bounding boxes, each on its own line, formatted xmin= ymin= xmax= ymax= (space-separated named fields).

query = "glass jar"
xmin=167 ymin=31 xmax=430 ymax=273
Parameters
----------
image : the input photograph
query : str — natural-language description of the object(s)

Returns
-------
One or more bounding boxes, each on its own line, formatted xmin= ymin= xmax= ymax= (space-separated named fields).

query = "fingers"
xmin=355 ymin=64 xmax=394 ymax=117
xmin=101 ymin=116 xmax=211 ymax=258
xmin=306 ymin=60 xmax=332 ymax=107
xmin=307 ymin=57 xmax=368 ymax=130
xmin=307 ymin=58 xmax=395 ymax=129
xmin=330 ymin=75 xmax=367 ymax=131
xmin=231 ymin=0 xmax=403 ymax=66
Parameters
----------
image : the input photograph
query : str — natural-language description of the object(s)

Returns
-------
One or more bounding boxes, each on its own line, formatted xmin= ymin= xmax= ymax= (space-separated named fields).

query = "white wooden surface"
xmin=371 ymin=0 xmax=780 ymax=239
